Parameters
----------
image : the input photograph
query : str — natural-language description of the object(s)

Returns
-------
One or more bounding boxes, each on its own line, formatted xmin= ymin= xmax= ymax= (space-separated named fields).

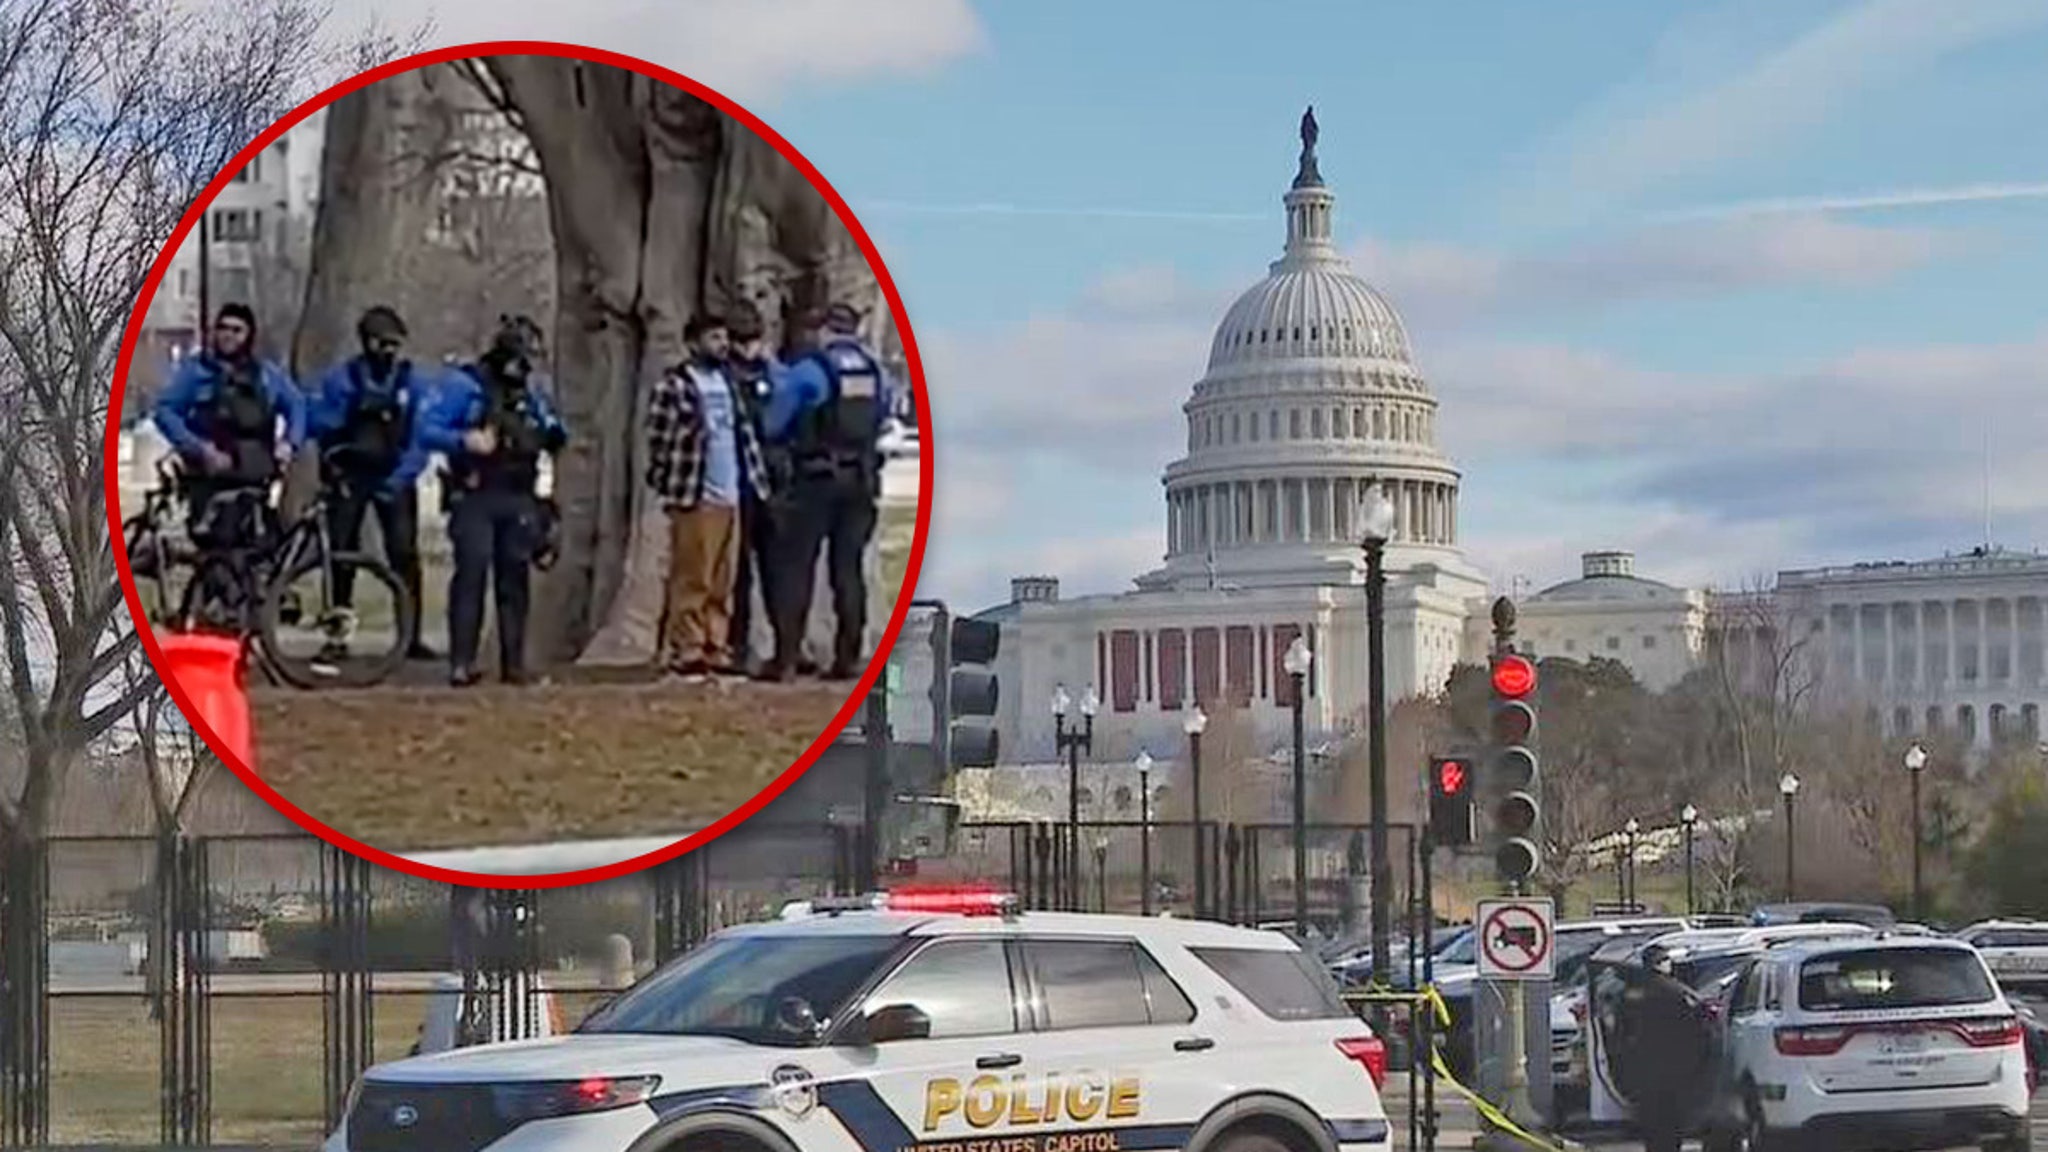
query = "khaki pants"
xmin=662 ymin=502 xmax=740 ymax=668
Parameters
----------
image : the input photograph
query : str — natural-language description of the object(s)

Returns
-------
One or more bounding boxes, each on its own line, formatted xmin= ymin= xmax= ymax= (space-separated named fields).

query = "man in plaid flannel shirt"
xmin=646 ymin=313 xmax=774 ymax=678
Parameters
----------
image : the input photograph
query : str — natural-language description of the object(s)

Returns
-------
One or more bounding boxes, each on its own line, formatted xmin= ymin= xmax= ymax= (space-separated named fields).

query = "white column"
xmin=1852 ymin=605 xmax=1867 ymax=686
xmin=1948 ymin=601 xmax=1959 ymax=684
xmin=2009 ymin=597 xmax=2021 ymax=684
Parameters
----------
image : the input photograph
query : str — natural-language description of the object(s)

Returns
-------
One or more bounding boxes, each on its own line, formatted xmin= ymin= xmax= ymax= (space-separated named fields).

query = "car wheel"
xmin=1207 ymin=1130 xmax=1293 ymax=1152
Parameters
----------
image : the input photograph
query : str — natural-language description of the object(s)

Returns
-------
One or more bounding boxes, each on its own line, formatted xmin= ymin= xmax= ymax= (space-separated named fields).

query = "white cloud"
xmin=1355 ymin=214 xmax=1960 ymax=332
xmin=912 ymin=233 xmax=2048 ymax=607
xmin=1658 ymin=181 xmax=2048 ymax=221
xmin=329 ymin=0 xmax=985 ymax=103
xmin=1505 ymin=0 xmax=2048 ymax=226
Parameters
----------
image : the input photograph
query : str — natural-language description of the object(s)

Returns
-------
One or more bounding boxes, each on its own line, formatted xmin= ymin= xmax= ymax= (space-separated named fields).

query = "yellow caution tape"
xmin=1343 ymin=983 xmax=1580 ymax=1152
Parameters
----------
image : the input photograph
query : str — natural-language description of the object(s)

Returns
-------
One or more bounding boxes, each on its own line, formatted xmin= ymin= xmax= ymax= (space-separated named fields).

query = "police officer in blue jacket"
xmin=418 ymin=324 xmax=567 ymax=687
xmin=757 ymin=302 xmax=893 ymax=682
xmin=152 ymin=302 xmax=307 ymax=556
xmin=307 ymin=306 xmax=436 ymax=661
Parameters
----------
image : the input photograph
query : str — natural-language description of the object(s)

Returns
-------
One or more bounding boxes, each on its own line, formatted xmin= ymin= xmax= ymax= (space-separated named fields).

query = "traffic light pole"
xmin=1479 ymin=599 xmax=1542 ymax=1148
xmin=1365 ymin=536 xmax=1392 ymax=1013
xmin=862 ymin=683 xmax=890 ymax=890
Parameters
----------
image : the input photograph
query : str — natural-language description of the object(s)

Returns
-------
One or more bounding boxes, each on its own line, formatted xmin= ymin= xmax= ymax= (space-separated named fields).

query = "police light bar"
xmin=882 ymin=886 xmax=1020 ymax=917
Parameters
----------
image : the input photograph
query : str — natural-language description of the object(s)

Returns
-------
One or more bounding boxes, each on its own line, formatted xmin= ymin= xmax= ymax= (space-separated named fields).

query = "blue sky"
xmin=371 ymin=0 xmax=2048 ymax=611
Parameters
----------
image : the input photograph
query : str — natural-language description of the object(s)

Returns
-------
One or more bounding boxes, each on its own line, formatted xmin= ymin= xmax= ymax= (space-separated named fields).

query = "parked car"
xmin=1700 ymin=935 xmax=2031 ymax=1151
xmin=1958 ymin=919 xmax=2048 ymax=992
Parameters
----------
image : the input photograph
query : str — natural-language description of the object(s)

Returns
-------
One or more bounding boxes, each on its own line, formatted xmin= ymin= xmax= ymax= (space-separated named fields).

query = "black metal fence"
xmin=0 ymin=818 xmax=1425 ymax=1147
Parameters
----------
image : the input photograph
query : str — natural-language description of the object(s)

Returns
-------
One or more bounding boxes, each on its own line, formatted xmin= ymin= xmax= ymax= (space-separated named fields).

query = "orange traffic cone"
xmin=156 ymin=632 xmax=255 ymax=771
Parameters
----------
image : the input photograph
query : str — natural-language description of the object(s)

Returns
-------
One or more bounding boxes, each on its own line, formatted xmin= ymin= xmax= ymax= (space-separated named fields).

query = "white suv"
xmin=325 ymin=888 xmax=1393 ymax=1152
xmin=1706 ymin=935 xmax=2032 ymax=1151
xmin=1959 ymin=920 xmax=2048 ymax=993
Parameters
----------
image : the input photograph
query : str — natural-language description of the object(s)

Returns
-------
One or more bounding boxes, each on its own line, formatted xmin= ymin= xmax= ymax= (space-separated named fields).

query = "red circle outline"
xmin=102 ymin=39 xmax=935 ymax=891
xmin=1480 ymin=904 xmax=1552 ymax=973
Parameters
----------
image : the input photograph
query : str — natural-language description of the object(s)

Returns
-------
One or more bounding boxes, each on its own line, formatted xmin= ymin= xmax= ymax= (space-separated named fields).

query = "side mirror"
xmin=852 ymin=1003 xmax=932 ymax=1046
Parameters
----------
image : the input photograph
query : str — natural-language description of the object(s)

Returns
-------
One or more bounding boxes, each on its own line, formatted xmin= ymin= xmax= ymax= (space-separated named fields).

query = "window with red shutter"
xmin=1111 ymin=630 xmax=1140 ymax=713
xmin=1226 ymin=626 xmax=1254 ymax=707
xmin=1193 ymin=628 xmax=1221 ymax=707
xmin=1158 ymin=629 xmax=1186 ymax=710
xmin=1273 ymin=623 xmax=1303 ymax=707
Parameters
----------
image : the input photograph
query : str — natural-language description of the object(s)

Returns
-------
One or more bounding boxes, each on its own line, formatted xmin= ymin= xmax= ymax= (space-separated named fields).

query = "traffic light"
xmin=1488 ymin=652 xmax=1541 ymax=885
xmin=929 ymin=607 xmax=1001 ymax=769
xmin=1429 ymin=755 xmax=1477 ymax=847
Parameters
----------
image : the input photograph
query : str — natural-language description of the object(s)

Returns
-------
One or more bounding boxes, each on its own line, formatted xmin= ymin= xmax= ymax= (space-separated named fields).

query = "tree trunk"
xmin=574 ymin=80 xmax=725 ymax=666
xmin=292 ymin=68 xmax=443 ymax=378
xmin=287 ymin=67 xmax=443 ymax=513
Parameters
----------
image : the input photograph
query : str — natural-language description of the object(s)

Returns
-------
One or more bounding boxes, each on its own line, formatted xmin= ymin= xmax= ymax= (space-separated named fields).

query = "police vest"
xmin=459 ymin=377 xmax=549 ymax=490
xmin=334 ymin=359 xmax=414 ymax=473
xmin=197 ymin=361 xmax=279 ymax=483
xmin=794 ymin=339 xmax=881 ymax=476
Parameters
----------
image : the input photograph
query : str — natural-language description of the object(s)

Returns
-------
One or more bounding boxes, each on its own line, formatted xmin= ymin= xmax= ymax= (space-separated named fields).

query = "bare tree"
xmin=0 ymin=0 xmax=410 ymax=1130
xmin=1704 ymin=580 xmax=1823 ymax=795
xmin=470 ymin=57 xmax=877 ymax=664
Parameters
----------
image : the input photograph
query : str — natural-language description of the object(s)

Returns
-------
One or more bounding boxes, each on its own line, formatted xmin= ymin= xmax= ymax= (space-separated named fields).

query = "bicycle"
xmin=122 ymin=449 xmax=418 ymax=690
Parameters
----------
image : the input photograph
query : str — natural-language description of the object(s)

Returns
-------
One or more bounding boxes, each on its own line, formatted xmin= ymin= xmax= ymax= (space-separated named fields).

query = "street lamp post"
xmin=1780 ymin=773 xmax=1801 ymax=900
xmin=1184 ymin=706 xmax=1208 ymax=918
xmin=1359 ymin=483 xmax=1397 ymax=999
xmin=1623 ymin=818 xmax=1640 ymax=908
xmin=1052 ymin=684 xmax=1099 ymax=911
xmin=1284 ymin=635 xmax=1314 ymax=938
xmin=1135 ymin=750 xmax=1155 ymax=916
xmin=1904 ymin=743 xmax=1928 ymax=921
xmin=1680 ymin=804 xmax=1699 ymax=915
xmin=1094 ymin=837 xmax=1110 ymax=912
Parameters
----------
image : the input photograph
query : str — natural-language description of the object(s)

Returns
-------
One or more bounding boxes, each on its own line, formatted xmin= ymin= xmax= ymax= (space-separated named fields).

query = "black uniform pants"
xmin=727 ymin=488 xmax=778 ymax=665
xmin=447 ymin=487 xmax=538 ymax=675
xmin=770 ymin=472 xmax=877 ymax=674
xmin=1634 ymin=1098 xmax=1684 ymax=1152
xmin=326 ymin=477 xmax=422 ymax=620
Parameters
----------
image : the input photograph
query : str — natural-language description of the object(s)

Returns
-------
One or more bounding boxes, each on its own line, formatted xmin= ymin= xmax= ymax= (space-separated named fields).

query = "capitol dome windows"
xmin=1311 ymin=408 xmax=1325 ymax=438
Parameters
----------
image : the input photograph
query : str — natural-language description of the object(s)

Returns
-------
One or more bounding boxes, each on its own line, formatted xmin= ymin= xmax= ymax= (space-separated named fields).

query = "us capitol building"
xmin=975 ymin=111 xmax=1494 ymax=767
xmin=961 ymin=113 xmax=2047 ymax=786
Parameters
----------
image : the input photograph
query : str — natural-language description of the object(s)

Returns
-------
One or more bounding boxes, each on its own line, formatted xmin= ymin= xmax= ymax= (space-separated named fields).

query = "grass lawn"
xmin=49 ymin=993 xmax=441 ymax=1146
xmin=244 ymin=500 xmax=921 ymax=853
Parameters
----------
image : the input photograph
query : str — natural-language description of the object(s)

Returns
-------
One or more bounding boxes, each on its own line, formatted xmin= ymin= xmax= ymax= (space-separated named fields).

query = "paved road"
xmin=1381 ymin=1080 xmax=2047 ymax=1149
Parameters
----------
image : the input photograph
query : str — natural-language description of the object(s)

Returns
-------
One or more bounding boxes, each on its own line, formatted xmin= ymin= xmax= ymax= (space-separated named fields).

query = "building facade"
xmin=140 ymin=110 xmax=327 ymax=362
xmin=1516 ymin=551 xmax=1709 ymax=691
xmin=1715 ymin=547 xmax=2048 ymax=749
xmin=970 ymin=114 xmax=1494 ymax=766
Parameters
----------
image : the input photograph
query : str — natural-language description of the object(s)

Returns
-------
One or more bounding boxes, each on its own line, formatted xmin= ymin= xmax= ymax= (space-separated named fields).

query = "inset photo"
xmin=109 ymin=44 xmax=930 ymax=880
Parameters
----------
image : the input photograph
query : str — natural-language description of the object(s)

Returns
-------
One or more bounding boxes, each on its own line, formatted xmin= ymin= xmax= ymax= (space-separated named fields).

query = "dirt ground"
xmin=248 ymin=503 xmax=918 ymax=854
xmin=252 ymin=674 xmax=851 ymax=851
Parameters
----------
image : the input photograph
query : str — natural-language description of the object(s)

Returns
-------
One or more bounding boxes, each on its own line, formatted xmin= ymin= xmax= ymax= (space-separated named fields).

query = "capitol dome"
xmin=1144 ymin=108 xmax=1467 ymax=593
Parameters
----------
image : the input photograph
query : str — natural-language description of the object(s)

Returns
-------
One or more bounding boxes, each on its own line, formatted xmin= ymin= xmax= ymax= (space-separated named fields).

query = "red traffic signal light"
xmin=1430 ymin=756 xmax=1477 ymax=847
xmin=1437 ymin=758 xmax=1470 ymax=796
xmin=1491 ymin=653 xmax=1537 ymax=699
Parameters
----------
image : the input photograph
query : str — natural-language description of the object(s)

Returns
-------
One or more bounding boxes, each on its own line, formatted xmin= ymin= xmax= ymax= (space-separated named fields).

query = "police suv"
xmin=1702 ymin=934 xmax=2033 ymax=1151
xmin=326 ymin=888 xmax=1394 ymax=1152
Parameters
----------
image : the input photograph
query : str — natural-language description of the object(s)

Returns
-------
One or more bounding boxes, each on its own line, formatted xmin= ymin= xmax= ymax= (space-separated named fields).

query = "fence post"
xmin=322 ymin=844 xmax=374 ymax=1131
xmin=0 ymin=832 xmax=50 ymax=1147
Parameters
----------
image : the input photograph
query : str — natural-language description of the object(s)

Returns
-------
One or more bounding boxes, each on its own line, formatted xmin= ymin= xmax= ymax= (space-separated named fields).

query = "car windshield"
xmin=1676 ymin=951 xmax=1754 ymax=992
xmin=579 ymin=933 xmax=903 ymax=1045
xmin=1799 ymin=948 xmax=1996 ymax=1013
xmin=1438 ymin=930 xmax=1477 ymax=964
